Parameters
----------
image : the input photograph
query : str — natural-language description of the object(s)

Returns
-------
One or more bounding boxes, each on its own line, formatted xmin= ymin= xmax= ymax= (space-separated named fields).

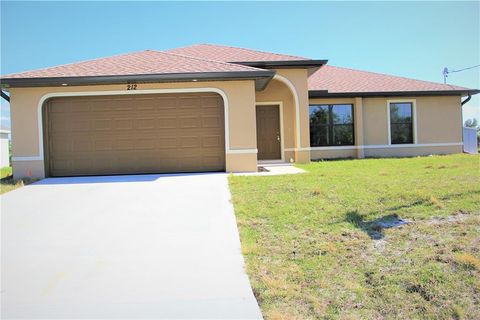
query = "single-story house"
xmin=1 ymin=44 xmax=478 ymax=178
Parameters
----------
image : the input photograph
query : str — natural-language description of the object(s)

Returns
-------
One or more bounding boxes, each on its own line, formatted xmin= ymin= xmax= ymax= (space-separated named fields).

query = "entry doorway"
xmin=256 ymin=104 xmax=283 ymax=161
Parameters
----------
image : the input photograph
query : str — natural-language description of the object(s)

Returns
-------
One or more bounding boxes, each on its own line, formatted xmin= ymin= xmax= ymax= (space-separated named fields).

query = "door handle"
xmin=277 ymin=134 xmax=280 ymax=142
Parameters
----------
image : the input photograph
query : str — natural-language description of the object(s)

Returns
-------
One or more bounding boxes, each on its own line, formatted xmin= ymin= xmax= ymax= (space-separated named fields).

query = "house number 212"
xmin=127 ymin=84 xmax=137 ymax=90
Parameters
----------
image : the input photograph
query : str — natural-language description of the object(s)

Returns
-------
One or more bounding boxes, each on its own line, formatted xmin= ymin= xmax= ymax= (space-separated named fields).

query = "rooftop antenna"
xmin=443 ymin=64 xmax=480 ymax=84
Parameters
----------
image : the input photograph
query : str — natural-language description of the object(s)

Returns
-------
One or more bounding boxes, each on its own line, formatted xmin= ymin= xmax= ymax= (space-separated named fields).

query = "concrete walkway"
xmin=1 ymin=173 xmax=262 ymax=319
xmin=236 ymin=163 xmax=306 ymax=176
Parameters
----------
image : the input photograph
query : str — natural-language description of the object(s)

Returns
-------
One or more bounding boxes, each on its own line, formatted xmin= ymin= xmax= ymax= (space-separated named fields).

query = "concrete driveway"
xmin=1 ymin=173 xmax=262 ymax=319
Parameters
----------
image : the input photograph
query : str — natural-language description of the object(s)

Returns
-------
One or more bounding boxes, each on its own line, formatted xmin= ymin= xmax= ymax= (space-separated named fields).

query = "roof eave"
xmin=232 ymin=60 xmax=328 ymax=69
xmin=308 ymin=89 xmax=480 ymax=98
xmin=1 ymin=70 xmax=276 ymax=91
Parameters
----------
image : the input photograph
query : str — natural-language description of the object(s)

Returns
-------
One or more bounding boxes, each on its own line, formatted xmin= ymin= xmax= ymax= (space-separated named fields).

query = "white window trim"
xmin=12 ymin=87 xmax=260 ymax=162
xmin=256 ymin=101 xmax=285 ymax=162
xmin=387 ymin=99 xmax=417 ymax=145
xmin=308 ymin=103 xmax=355 ymax=149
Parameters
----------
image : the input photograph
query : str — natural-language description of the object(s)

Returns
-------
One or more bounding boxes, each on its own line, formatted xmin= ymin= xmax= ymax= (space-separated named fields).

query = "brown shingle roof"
xmin=1 ymin=50 xmax=265 ymax=79
xmin=309 ymin=65 xmax=476 ymax=96
xmin=165 ymin=43 xmax=310 ymax=62
xmin=1 ymin=44 xmax=477 ymax=96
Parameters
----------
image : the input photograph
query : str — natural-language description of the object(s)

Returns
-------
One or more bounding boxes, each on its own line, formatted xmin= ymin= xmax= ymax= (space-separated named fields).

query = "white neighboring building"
xmin=0 ymin=129 xmax=10 ymax=168
xmin=463 ymin=127 xmax=478 ymax=154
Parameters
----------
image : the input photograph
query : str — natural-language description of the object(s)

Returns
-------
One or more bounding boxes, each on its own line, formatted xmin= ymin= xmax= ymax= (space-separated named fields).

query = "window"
xmin=389 ymin=102 xmax=414 ymax=144
xmin=309 ymin=104 xmax=354 ymax=147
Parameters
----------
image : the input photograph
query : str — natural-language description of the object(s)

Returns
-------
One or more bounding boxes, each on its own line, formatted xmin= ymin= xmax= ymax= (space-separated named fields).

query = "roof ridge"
xmin=152 ymin=49 xmax=266 ymax=72
xmin=167 ymin=43 xmax=310 ymax=61
xmin=325 ymin=64 xmax=468 ymax=90
xmin=163 ymin=43 xmax=207 ymax=51
xmin=203 ymin=43 xmax=311 ymax=61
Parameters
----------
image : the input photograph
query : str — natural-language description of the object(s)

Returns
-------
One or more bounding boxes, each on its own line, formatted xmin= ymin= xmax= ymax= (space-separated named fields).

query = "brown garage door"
xmin=45 ymin=93 xmax=225 ymax=177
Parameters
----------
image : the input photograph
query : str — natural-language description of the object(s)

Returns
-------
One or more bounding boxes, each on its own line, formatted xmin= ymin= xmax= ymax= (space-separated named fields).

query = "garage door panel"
xmin=94 ymin=140 xmax=113 ymax=151
xmin=136 ymin=138 xmax=156 ymax=150
xmin=134 ymin=98 xmax=156 ymax=110
xmin=49 ymin=139 xmax=70 ymax=155
xmin=49 ymin=120 xmax=70 ymax=133
xmin=178 ymin=105 xmax=201 ymax=114
xmin=56 ymin=101 xmax=91 ymax=113
xmin=180 ymin=136 xmax=201 ymax=148
xmin=110 ymin=98 xmax=135 ymax=110
xmin=71 ymin=119 xmax=92 ymax=132
xmin=93 ymin=119 xmax=112 ymax=131
xmin=114 ymin=138 xmax=135 ymax=151
xmin=203 ymin=136 xmax=222 ymax=147
xmin=72 ymin=139 xmax=93 ymax=153
xmin=115 ymin=157 xmax=139 ymax=170
xmin=49 ymin=159 xmax=71 ymax=175
xmin=157 ymin=117 xmax=177 ymax=129
xmin=114 ymin=118 xmax=134 ymax=130
xmin=71 ymin=159 xmax=94 ymax=172
xmin=46 ymin=93 xmax=225 ymax=176
xmin=201 ymin=115 xmax=222 ymax=128
xmin=179 ymin=117 xmax=201 ymax=128
xmin=48 ymin=101 xmax=71 ymax=113
xmin=91 ymin=158 xmax=115 ymax=173
xmin=156 ymin=97 xmax=177 ymax=107
xmin=91 ymin=105 xmax=112 ymax=112
xmin=178 ymin=97 xmax=200 ymax=108
xmin=155 ymin=137 xmax=177 ymax=149
xmin=201 ymin=97 xmax=221 ymax=106
xmin=135 ymin=118 xmax=156 ymax=130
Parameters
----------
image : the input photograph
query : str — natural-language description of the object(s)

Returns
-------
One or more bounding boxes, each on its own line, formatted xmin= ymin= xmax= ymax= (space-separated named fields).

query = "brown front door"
xmin=45 ymin=93 xmax=225 ymax=177
xmin=256 ymin=105 xmax=281 ymax=160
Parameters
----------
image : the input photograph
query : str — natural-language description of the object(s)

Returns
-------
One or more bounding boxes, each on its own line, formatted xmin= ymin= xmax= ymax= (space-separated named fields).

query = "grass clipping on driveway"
xmin=229 ymin=154 xmax=480 ymax=320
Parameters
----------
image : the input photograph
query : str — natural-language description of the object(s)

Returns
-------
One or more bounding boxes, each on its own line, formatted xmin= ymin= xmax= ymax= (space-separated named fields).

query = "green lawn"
xmin=229 ymin=154 xmax=480 ymax=320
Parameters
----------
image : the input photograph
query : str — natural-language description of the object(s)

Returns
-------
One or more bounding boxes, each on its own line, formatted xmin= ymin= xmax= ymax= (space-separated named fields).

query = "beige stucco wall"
xmin=309 ymin=95 xmax=463 ymax=160
xmin=415 ymin=96 xmax=463 ymax=143
xmin=362 ymin=97 xmax=389 ymax=145
xmin=310 ymin=148 xmax=356 ymax=159
xmin=255 ymin=68 xmax=311 ymax=163
xmin=363 ymin=145 xmax=462 ymax=157
xmin=9 ymin=80 xmax=258 ymax=178
xmin=362 ymin=96 xmax=463 ymax=145
xmin=363 ymin=96 xmax=463 ymax=145
xmin=256 ymin=78 xmax=295 ymax=152
xmin=277 ymin=69 xmax=310 ymax=149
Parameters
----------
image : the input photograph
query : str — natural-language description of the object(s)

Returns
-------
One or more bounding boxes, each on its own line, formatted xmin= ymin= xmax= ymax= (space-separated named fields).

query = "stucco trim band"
xmin=291 ymin=142 xmax=464 ymax=152
xmin=226 ymin=149 xmax=258 ymax=154
xmin=284 ymin=147 xmax=311 ymax=152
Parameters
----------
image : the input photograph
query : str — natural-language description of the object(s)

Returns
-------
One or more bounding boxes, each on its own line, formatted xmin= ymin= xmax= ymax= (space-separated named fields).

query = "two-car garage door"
xmin=45 ymin=93 xmax=225 ymax=177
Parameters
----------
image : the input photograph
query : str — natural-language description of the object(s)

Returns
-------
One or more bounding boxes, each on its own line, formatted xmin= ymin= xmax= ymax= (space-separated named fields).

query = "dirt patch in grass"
xmin=455 ymin=253 xmax=480 ymax=271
